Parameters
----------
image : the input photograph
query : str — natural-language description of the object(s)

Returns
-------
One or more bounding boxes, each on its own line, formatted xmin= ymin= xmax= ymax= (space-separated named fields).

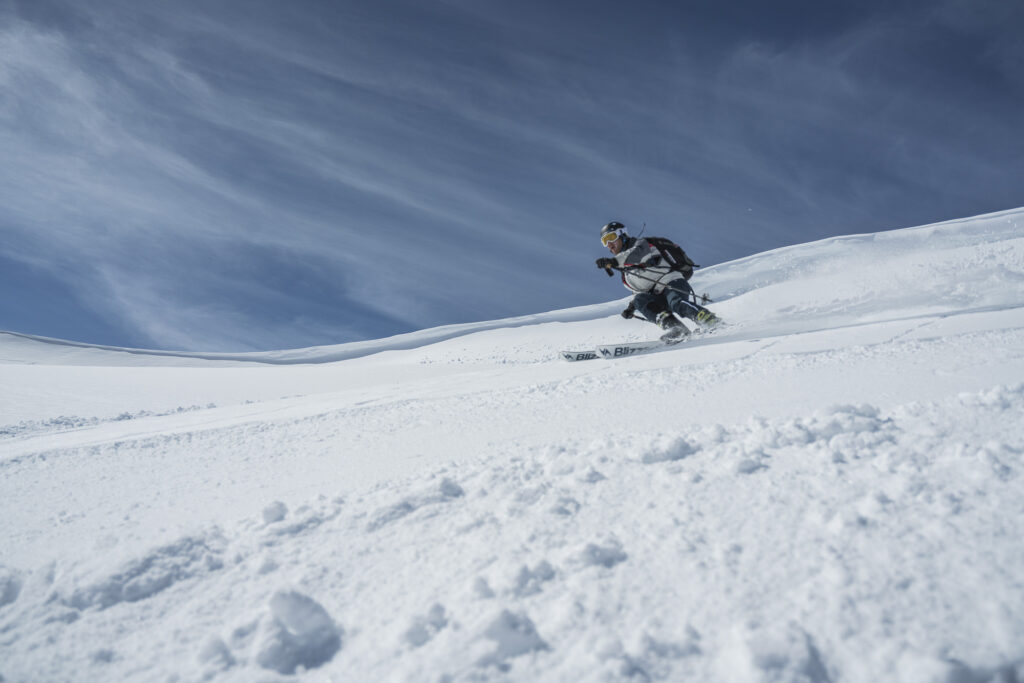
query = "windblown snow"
xmin=2 ymin=208 xmax=1024 ymax=682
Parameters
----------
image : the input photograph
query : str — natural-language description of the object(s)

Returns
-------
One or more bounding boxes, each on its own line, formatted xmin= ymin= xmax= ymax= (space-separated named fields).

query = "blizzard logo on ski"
xmin=595 ymin=340 xmax=665 ymax=359
xmin=563 ymin=351 xmax=598 ymax=361
xmin=607 ymin=345 xmax=646 ymax=357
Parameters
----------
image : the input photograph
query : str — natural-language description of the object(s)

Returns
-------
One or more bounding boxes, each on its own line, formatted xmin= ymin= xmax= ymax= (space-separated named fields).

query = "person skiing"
xmin=595 ymin=221 xmax=721 ymax=341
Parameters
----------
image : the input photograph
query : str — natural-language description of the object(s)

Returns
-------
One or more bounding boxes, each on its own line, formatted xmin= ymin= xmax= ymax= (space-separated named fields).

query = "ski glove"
xmin=595 ymin=258 xmax=617 ymax=269
xmin=621 ymin=303 xmax=636 ymax=319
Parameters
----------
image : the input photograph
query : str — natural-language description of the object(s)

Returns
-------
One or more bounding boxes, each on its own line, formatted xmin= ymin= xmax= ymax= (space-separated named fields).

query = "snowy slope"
xmin=1 ymin=208 xmax=1023 ymax=682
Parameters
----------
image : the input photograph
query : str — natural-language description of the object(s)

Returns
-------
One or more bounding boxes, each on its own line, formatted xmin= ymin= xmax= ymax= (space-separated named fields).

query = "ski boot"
xmin=694 ymin=309 xmax=723 ymax=329
xmin=656 ymin=311 xmax=689 ymax=343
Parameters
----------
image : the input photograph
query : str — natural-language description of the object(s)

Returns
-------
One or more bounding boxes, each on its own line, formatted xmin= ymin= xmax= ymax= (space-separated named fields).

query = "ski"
xmin=594 ymin=324 xmax=736 ymax=359
xmin=561 ymin=325 xmax=730 ymax=362
xmin=560 ymin=350 xmax=600 ymax=362
xmin=595 ymin=340 xmax=672 ymax=359
xmin=561 ymin=339 xmax=686 ymax=362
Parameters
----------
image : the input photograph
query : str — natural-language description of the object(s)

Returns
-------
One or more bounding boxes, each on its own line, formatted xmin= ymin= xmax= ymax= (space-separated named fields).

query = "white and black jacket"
xmin=613 ymin=237 xmax=687 ymax=294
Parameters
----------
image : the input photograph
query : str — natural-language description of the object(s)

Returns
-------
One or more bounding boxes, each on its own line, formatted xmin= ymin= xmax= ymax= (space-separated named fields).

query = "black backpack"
xmin=646 ymin=237 xmax=698 ymax=280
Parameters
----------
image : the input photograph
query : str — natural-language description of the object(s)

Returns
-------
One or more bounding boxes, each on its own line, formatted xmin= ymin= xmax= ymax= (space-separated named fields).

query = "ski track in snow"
xmin=1 ymin=208 xmax=1024 ymax=682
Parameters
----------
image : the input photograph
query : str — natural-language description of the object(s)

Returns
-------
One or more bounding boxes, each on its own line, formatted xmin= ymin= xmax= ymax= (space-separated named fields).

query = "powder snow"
xmin=1 ymin=208 xmax=1023 ymax=682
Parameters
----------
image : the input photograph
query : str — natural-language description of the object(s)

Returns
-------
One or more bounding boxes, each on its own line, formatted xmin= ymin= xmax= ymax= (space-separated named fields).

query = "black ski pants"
xmin=632 ymin=281 xmax=711 ymax=325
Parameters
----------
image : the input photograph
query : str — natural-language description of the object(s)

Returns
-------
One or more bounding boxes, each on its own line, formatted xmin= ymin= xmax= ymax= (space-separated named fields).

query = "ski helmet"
xmin=600 ymin=221 xmax=627 ymax=247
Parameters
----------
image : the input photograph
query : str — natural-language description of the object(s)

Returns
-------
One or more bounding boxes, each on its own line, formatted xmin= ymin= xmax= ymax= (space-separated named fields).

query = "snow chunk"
xmin=736 ymin=458 xmax=767 ymax=475
xmin=549 ymin=496 xmax=581 ymax=516
xmin=477 ymin=610 xmax=548 ymax=670
xmin=616 ymin=629 xmax=702 ymax=679
xmin=473 ymin=577 xmax=496 ymax=599
xmin=256 ymin=555 xmax=279 ymax=575
xmin=512 ymin=561 xmax=556 ymax=597
xmin=0 ymin=566 xmax=23 ymax=609
xmin=254 ymin=590 xmax=342 ymax=675
xmin=579 ymin=540 xmax=628 ymax=569
xmin=721 ymin=623 xmax=831 ymax=683
xmin=640 ymin=436 xmax=699 ymax=464
xmin=197 ymin=636 xmax=235 ymax=673
xmin=62 ymin=533 xmax=225 ymax=610
xmin=366 ymin=477 xmax=465 ymax=531
xmin=262 ymin=501 xmax=288 ymax=524
xmin=439 ymin=477 xmax=465 ymax=498
xmin=404 ymin=604 xmax=448 ymax=648
xmin=262 ymin=506 xmax=332 ymax=538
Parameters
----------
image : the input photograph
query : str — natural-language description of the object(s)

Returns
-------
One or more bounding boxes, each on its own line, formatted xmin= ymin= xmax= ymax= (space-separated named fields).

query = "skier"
xmin=595 ymin=221 xmax=721 ymax=341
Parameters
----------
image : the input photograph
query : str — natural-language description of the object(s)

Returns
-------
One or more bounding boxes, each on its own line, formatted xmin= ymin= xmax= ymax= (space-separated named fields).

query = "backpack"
xmin=646 ymin=237 xmax=698 ymax=280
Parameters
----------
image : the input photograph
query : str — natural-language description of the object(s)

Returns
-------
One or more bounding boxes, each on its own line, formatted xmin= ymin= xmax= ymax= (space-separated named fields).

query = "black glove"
xmin=621 ymin=303 xmax=636 ymax=319
xmin=595 ymin=258 xmax=617 ymax=269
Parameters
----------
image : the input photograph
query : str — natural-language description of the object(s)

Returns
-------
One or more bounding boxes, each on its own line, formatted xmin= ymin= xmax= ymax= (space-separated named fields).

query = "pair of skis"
xmin=560 ymin=338 xmax=685 ymax=362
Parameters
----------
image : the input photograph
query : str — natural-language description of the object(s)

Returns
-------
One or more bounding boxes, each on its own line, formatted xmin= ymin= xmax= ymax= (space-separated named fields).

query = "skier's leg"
xmin=634 ymin=292 xmax=687 ymax=339
xmin=630 ymin=293 xmax=667 ymax=324
xmin=664 ymin=283 xmax=722 ymax=327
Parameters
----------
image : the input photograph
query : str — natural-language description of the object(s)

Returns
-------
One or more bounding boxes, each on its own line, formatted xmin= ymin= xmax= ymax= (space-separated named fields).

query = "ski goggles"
xmin=601 ymin=230 xmax=623 ymax=246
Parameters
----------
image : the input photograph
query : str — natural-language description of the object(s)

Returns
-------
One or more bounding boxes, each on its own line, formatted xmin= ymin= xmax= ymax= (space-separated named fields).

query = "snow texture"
xmin=1 ymin=208 xmax=1024 ymax=681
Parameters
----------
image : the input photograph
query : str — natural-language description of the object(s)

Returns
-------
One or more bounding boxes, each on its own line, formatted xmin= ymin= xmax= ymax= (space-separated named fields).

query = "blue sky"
xmin=2 ymin=0 xmax=1022 ymax=351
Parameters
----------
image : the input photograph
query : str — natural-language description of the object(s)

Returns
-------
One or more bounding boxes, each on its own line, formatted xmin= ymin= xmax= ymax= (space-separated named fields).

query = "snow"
xmin=1 ymin=207 xmax=1024 ymax=682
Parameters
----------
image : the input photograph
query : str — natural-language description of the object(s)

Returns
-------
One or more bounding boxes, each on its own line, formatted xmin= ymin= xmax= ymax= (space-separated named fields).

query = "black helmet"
xmin=600 ymin=221 xmax=627 ymax=246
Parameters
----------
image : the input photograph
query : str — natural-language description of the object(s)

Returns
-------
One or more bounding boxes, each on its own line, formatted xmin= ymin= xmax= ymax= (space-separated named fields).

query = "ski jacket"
xmin=613 ymin=237 xmax=687 ymax=294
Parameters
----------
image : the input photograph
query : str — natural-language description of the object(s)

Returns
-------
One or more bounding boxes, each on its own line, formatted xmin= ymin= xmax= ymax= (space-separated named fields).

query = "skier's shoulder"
xmin=633 ymin=238 xmax=664 ymax=260
xmin=622 ymin=236 xmax=653 ymax=253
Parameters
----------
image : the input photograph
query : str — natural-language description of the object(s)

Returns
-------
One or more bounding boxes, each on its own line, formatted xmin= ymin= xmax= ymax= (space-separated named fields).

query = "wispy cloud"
xmin=1 ymin=0 xmax=1020 ymax=350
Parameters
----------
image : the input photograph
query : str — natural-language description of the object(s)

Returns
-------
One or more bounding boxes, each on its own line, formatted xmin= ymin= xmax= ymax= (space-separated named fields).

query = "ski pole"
xmin=604 ymin=264 xmax=714 ymax=304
